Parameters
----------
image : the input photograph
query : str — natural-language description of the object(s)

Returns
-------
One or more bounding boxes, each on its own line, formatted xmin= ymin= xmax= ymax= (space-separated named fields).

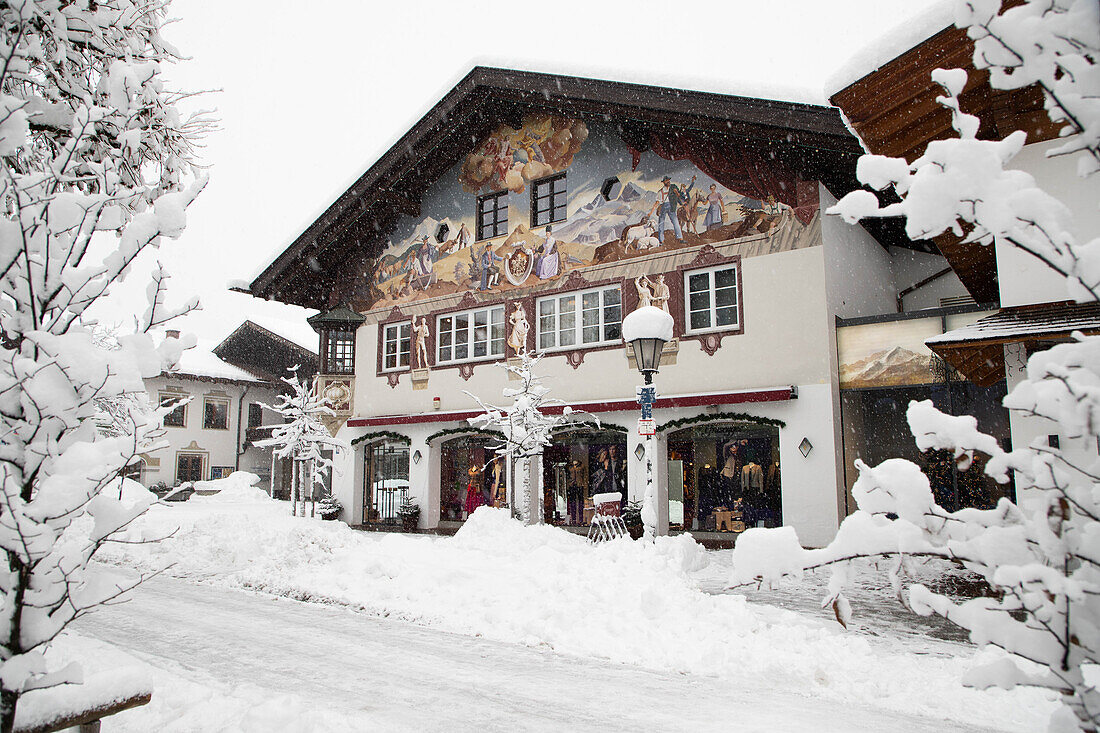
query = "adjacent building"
xmin=138 ymin=320 xmax=318 ymax=492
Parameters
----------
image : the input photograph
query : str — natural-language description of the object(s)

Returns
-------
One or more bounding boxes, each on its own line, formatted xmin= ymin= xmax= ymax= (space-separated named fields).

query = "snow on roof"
xmin=242 ymin=316 xmax=319 ymax=353
xmin=927 ymin=302 xmax=1100 ymax=345
xmin=170 ymin=342 xmax=268 ymax=383
xmin=825 ymin=0 xmax=955 ymax=96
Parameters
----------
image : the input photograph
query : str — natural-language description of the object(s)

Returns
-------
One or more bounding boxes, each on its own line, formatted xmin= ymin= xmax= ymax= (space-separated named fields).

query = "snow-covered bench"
xmin=13 ymin=673 xmax=152 ymax=733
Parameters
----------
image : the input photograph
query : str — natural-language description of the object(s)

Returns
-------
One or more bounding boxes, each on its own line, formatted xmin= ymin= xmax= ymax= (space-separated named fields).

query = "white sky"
xmin=88 ymin=0 xmax=949 ymax=348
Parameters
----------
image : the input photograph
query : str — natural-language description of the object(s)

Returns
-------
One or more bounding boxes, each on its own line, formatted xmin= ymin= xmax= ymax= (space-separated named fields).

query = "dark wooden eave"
xmin=829 ymin=3 xmax=1060 ymax=306
xmin=249 ymin=67 xmax=880 ymax=311
xmin=212 ymin=320 xmax=318 ymax=384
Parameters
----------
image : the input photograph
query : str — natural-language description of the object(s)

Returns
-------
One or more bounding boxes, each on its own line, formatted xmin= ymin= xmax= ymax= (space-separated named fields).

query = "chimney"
xmin=165 ymin=329 xmax=180 ymax=340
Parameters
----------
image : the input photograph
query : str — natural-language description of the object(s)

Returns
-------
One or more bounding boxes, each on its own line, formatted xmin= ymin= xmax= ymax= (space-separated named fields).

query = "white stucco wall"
xmin=996 ymin=137 xmax=1100 ymax=307
xmin=142 ymin=375 xmax=280 ymax=487
xmin=890 ymin=247 xmax=969 ymax=311
xmin=821 ymin=187 xmax=897 ymax=319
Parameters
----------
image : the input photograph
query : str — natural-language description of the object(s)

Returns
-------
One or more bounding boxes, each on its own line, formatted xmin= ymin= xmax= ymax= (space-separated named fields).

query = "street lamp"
xmin=622 ymin=305 xmax=674 ymax=541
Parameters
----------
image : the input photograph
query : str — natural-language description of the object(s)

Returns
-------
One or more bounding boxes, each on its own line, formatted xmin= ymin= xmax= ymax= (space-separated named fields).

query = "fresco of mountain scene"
xmin=360 ymin=113 xmax=822 ymax=313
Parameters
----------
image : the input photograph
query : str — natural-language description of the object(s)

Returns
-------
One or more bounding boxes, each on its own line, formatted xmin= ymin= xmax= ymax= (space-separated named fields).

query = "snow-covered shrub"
xmin=733 ymin=2 xmax=1100 ymax=730
xmin=467 ymin=351 xmax=596 ymax=525
xmin=0 ymin=1 xmax=211 ymax=729
xmin=317 ymin=496 xmax=342 ymax=520
xmin=396 ymin=497 xmax=419 ymax=519
xmin=255 ymin=367 xmax=346 ymax=518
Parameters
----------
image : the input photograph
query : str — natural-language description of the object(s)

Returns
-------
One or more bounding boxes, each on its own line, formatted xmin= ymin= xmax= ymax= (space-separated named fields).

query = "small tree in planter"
xmin=317 ymin=495 xmax=342 ymax=521
xmin=397 ymin=497 xmax=420 ymax=532
xmin=621 ymin=501 xmax=645 ymax=540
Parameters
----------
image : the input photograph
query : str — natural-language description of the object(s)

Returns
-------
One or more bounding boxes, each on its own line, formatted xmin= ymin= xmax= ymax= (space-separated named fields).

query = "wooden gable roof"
xmin=247 ymin=67 xmax=905 ymax=311
xmin=828 ymin=8 xmax=1061 ymax=306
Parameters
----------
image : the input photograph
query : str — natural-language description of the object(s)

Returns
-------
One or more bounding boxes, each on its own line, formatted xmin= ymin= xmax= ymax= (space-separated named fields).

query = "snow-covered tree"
xmin=731 ymin=2 xmax=1100 ymax=731
xmin=466 ymin=351 xmax=596 ymax=525
xmin=0 ymin=1 xmax=210 ymax=730
xmin=255 ymin=367 xmax=345 ymax=518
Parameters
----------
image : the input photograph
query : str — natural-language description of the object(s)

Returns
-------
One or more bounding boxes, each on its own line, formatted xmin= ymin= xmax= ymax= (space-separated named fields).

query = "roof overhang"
xmin=249 ymin=66 xmax=871 ymax=311
xmin=828 ymin=0 xmax=1058 ymax=305
xmin=927 ymin=302 xmax=1100 ymax=386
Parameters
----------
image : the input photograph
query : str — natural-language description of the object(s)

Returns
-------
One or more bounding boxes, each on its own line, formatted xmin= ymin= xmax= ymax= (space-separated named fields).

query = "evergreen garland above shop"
xmin=551 ymin=423 xmax=628 ymax=436
xmin=351 ymin=430 xmax=411 ymax=447
xmin=424 ymin=426 xmax=505 ymax=444
xmin=658 ymin=412 xmax=786 ymax=433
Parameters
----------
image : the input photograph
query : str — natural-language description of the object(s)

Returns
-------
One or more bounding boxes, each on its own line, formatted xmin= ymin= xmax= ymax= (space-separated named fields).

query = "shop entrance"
xmin=542 ymin=429 xmax=627 ymax=526
xmin=363 ymin=440 xmax=409 ymax=525
xmin=439 ymin=435 xmax=506 ymax=522
xmin=667 ymin=422 xmax=781 ymax=533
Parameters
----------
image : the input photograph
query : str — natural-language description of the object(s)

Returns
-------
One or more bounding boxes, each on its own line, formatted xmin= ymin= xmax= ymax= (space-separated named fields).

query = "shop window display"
xmin=667 ymin=423 xmax=781 ymax=533
xmin=439 ymin=435 xmax=506 ymax=521
xmin=840 ymin=381 xmax=1014 ymax=513
xmin=542 ymin=430 xmax=626 ymax=526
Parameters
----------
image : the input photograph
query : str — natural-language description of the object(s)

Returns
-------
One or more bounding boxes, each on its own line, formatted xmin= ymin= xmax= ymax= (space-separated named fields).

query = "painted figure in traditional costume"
xmin=413 ymin=316 xmax=429 ymax=368
xmin=634 ymin=274 xmax=654 ymax=309
xmin=703 ymin=184 xmax=727 ymax=231
xmin=534 ymin=224 xmax=560 ymax=280
xmin=477 ymin=244 xmax=502 ymax=291
xmin=649 ymin=274 xmax=670 ymax=313
xmin=651 ymin=174 xmax=695 ymax=243
xmin=507 ymin=302 xmax=529 ymax=356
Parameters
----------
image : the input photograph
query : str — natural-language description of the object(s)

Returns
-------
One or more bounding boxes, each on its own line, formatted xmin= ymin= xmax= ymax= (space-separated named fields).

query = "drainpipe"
xmin=897 ymin=267 xmax=953 ymax=312
xmin=235 ymin=384 xmax=251 ymax=472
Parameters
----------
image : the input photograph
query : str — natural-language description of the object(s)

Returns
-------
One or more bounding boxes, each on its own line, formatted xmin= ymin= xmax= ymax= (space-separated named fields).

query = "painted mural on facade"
xmin=363 ymin=117 xmax=817 ymax=311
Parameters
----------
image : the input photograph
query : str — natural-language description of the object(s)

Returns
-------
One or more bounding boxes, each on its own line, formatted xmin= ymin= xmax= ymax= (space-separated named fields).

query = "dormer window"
xmin=321 ymin=328 xmax=356 ymax=375
xmin=308 ymin=305 xmax=367 ymax=377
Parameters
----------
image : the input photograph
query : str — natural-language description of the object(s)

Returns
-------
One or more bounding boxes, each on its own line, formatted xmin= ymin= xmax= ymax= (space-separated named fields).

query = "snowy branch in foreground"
xmin=0 ymin=1 xmax=210 ymax=731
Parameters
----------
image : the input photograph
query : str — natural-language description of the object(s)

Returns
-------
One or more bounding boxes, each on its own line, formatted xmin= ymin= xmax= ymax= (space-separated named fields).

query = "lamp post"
xmin=622 ymin=306 xmax=673 ymax=541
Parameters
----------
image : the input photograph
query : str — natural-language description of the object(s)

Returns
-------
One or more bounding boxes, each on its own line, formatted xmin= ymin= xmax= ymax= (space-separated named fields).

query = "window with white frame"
xmin=382 ymin=321 xmax=411 ymax=371
xmin=436 ymin=306 xmax=506 ymax=364
xmin=537 ymin=285 xmax=622 ymax=351
xmin=684 ymin=263 xmax=739 ymax=333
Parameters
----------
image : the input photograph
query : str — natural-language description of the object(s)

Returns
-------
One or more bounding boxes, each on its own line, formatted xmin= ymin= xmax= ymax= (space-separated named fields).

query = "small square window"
xmin=530 ymin=172 xmax=567 ymax=228
xmin=684 ymin=264 xmax=740 ymax=334
xmin=203 ymin=399 xmax=229 ymax=430
xmin=476 ymin=190 xmax=509 ymax=241
xmin=382 ymin=321 xmax=412 ymax=372
xmin=161 ymin=394 xmax=186 ymax=428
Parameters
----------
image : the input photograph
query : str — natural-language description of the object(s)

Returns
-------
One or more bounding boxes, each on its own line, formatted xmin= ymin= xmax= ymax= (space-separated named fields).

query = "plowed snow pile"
xmin=99 ymin=488 xmax=1053 ymax=731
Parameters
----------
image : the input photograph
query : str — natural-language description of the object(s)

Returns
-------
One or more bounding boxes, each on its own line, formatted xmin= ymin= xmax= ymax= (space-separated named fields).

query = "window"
xmin=210 ymin=466 xmax=234 ymax=480
xmin=247 ymin=403 xmax=263 ymax=428
xmin=437 ymin=306 xmax=505 ymax=364
xmin=684 ymin=264 xmax=740 ymax=333
xmin=321 ymin=328 xmax=356 ymax=375
xmin=382 ymin=321 xmax=412 ymax=371
xmin=537 ymin=286 xmax=621 ymax=351
xmin=476 ymin=190 xmax=508 ymax=241
xmin=203 ymin=398 xmax=229 ymax=430
xmin=530 ymin=172 xmax=567 ymax=228
xmin=176 ymin=453 xmax=204 ymax=484
xmin=160 ymin=393 xmax=186 ymax=427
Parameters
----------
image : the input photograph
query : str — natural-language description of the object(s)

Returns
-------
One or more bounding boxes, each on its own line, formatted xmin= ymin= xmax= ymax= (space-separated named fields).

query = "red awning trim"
xmin=346 ymin=387 xmax=794 ymax=429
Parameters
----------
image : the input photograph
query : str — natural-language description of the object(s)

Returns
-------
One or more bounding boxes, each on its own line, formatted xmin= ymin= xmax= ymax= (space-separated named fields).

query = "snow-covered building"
xmin=139 ymin=321 xmax=318 ymax=491
xmin=245 ymin=67 xmax=992 ymax=546
xmin=827 ymin=11 xmax=1100 ymax=507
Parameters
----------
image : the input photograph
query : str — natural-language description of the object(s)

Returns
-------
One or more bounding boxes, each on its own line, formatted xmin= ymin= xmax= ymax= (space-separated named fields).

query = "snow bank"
xmin=191 ymin=471 xmax=268 ymax=502
xmin=99 ymin=503 xmax=1051 ymax=731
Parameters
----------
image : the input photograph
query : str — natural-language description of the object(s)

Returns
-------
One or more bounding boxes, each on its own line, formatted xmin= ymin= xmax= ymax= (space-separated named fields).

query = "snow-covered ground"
xmin=83 ymin=480 xmax=1055 ymax=731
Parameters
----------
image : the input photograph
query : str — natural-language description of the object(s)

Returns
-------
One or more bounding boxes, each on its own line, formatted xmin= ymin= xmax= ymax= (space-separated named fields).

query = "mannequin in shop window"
xmin=488 ymin=458 xmax=505 ymax=508
xmin=567 ymin=459 xmax=586 ymax=525
xmin=464 ymin=464 xmax=486 ymax=517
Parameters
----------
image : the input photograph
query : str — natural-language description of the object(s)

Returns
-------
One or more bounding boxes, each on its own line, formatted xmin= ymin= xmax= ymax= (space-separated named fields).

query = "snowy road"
xmin=75 ymin=575 xmax=1011 ymax=732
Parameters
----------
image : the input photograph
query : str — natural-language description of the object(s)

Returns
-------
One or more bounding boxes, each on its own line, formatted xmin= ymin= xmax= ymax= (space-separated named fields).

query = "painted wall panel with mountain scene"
xmin=360 ymin=114 xmax=821 ymax=311
xmin=838 ymin=311 xmax=995 ymax=389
